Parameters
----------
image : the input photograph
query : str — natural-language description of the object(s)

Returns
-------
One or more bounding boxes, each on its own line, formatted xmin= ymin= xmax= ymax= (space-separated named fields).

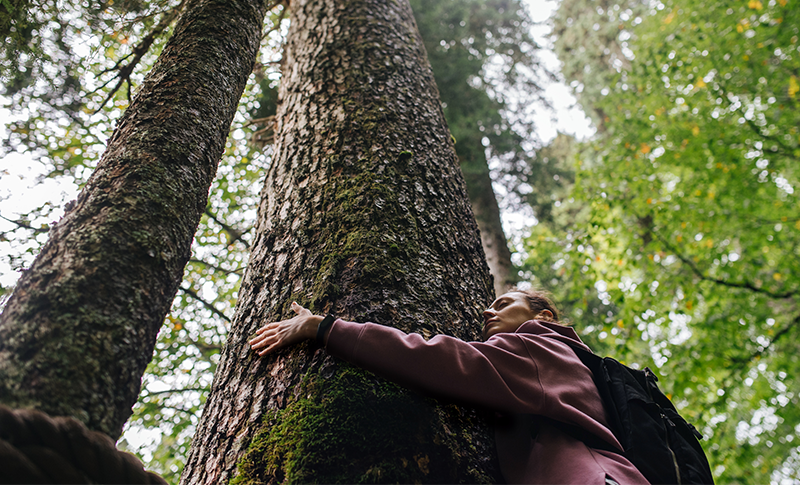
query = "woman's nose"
xmin=483 ymin=308 xmax=495 ymax=320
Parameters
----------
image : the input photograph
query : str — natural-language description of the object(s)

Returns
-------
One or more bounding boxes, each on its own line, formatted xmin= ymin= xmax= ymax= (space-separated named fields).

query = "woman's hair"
xmin=512 ymin=287 xmax=561 ymax=322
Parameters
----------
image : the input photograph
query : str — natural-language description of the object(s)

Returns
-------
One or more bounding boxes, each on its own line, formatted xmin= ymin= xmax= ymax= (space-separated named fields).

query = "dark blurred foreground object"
xmin=0 ymin=405 xmax=166 ymax=484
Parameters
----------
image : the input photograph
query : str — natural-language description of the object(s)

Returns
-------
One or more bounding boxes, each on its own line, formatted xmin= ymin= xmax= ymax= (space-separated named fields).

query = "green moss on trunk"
xmin=233 ymin=364 xmax=492 ymax=484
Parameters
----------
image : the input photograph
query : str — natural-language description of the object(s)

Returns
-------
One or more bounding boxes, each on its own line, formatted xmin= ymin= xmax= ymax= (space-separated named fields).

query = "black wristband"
xmin=316 ymin=314 xmax=335 ymax=346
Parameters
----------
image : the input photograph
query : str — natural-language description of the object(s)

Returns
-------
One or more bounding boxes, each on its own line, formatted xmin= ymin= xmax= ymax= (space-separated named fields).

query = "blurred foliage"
xmin=412 ymin=0 xmax=549 ymax=181
xmin=527 ymin=0 xmax=800 ymax=481
xmin=1 ymin=0 xmax=546 ymax=481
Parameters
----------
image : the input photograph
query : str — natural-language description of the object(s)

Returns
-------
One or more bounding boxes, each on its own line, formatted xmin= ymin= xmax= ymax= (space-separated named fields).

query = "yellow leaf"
xmin=664 ymin=10 xmax=676 ymax=24
xmin=794 ymin=219 xmax=800 ymax=230
xmin=778 ymin=0 xmax=786 ymax=5
xmin=748 ymin=0 xmax=763 ymax=9
xmin=646 ymin=198 xmax=653 ymax=204
xmin=640 ymin=143 xmax=651 ymax=154
xmin=617 ymin=320 xmax=624 ymax=328
xmin=686 ymin=300 xmax=693 ymax=310
xmin=695 ymin=79 xmax=706 ymax=89
xmin=692 ymin=125 xmax=700 ymax=136
xmin=737 ymin=24 xmax=744 ymax=33
xmin=773 ymin=273 xmax=782 ymax=281
xmin=743 ymin=55 xmax=750 ymax=61
xmin=677 ymin=235 xmax=683 ymax=242
xmin=789 ymin=76 xmax=799 ymax=99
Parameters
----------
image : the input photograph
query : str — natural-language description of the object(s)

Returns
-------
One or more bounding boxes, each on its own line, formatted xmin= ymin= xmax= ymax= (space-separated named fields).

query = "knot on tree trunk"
xmin=0 ymin=405 xmax=166 ymax=484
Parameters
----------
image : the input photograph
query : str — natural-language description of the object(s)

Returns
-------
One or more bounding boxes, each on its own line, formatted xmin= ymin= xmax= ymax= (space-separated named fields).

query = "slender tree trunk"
xmin=181 ymin=0 xmax=502 ymax=482
xmin=0 ymin=0 xmax=268 ymax=439
xmin=462 ymin=156 xmax=515 ymax=297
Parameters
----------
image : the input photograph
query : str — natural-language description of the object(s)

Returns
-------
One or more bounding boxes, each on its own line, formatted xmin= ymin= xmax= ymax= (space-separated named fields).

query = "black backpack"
xmin=537 ymin=343 xmax=715 ymax=485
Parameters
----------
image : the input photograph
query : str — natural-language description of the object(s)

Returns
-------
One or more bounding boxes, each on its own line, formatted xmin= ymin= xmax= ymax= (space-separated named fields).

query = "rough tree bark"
xmin=0 ymin=0 xmax=269 ymax=439
xmin=181 ymin=0 xmax=503 ymax=483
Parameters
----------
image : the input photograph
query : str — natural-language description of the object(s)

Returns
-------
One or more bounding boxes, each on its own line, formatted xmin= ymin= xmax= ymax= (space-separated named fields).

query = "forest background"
xmin=0 ymin=0 xmax=798 ymax=483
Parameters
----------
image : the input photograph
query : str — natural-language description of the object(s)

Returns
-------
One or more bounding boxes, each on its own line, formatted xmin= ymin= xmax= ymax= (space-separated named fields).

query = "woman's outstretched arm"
xmin=249 ymin=302 xmax=547 ymax=414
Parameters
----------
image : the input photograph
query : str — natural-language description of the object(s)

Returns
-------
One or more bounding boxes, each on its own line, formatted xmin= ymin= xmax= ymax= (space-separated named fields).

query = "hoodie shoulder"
xmin=515 ymin=320 xmax=592 ymax=352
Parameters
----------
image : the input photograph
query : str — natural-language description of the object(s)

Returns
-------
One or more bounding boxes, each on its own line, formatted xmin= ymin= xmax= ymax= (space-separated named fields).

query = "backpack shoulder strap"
xmin=559 ymin=340 xmax=626 ymax=439
xmin=531 ymin=339 xmax=625 ymax=454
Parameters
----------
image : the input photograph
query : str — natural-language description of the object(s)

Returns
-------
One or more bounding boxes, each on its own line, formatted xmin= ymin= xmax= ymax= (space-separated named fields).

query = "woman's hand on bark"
xmin=249 ymin=301 xmax=322 ymax=356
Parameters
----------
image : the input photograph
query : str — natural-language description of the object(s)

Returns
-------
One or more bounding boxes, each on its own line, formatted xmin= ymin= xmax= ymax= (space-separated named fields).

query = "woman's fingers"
xmin=291 ymin=301 xmax=312 ymax=317
xmin=250 ymin=307 xmax=319 ymax=357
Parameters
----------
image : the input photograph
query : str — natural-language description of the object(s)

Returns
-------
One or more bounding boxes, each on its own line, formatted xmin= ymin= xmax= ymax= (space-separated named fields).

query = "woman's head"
xmin=482 ymin=288 xmax=560 ymax=340
xmin=514 ymin=288 xmax=560 ymax=322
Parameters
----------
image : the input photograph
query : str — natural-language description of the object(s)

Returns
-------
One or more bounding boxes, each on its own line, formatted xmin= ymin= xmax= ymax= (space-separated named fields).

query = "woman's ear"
xmin=535 ymin=309 xmax=554 ymax=321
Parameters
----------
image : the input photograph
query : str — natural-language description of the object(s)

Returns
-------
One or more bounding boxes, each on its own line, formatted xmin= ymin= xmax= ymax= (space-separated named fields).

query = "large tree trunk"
xmin=181 ymin=0 xmax=502 ymax=482
xmin=0 ymin=0 xmax=268 ymax=439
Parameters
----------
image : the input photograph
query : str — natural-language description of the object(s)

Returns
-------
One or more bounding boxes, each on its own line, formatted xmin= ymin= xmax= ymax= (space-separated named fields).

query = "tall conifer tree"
xmin=181 ymin=0 xmax=501 ymax=482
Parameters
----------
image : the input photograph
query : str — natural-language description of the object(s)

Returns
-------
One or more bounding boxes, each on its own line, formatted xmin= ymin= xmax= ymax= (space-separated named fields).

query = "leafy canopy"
xmin=526 ymin=0 xmax=799 ymax=482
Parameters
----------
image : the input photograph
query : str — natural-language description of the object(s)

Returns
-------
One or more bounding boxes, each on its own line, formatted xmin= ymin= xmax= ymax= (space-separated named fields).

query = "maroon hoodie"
xmin=325 ymin=318 xmax=650 ymax=484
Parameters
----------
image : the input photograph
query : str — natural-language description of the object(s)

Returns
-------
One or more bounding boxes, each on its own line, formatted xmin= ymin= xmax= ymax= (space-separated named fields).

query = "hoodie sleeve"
xmin=324 ymin=319 xmax=622 ymax=452
xmin=325 ymin=319 xmax=550 ymax=414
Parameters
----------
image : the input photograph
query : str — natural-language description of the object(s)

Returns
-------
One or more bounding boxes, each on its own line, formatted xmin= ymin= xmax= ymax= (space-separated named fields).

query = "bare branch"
xmin=141 ymin=387 xmax=209 ymax=398
xmin=247 ymin=115 xmax=277 ymax=148
xmin=179 ymin=285 xmax=231 ymax=322
xmin=93 ymin=1 xmax=186 ymax=114
xmin=188 ymin=258 xmax=244 ymax=276
xmin=730 ymin=313 xmax=800 ymax=366
xmin=204 ymin=208 xmax=250 ymax=248
xmin=649 ymin=226 xmax=796 ymax=300
xmin=0 ymin=213 xmax=49 ymax=234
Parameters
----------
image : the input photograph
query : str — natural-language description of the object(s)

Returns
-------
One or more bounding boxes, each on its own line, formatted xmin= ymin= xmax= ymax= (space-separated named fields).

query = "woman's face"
xmin=482 ymin=292 xmax=540 ymax=340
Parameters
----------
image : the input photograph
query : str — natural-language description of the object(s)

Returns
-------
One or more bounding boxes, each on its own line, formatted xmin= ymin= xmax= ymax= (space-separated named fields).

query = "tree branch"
xmin=0 ymin=213 xmax=49 ymax=233
xmin=188 ymin=258 xmax=244 ymax=275
xmin=93 ymin=1 xmax=186 ymax=114
xmin=141 ymin=387 xmax=209 ymax=398
xmin=204 ymin=208 xmax=250 ymax=248
xmin=247 ymin=115 xmax=276 ymax=147
xmin=649 ymin=226 xmax=796 ymax=299
xmin=179 ymin=285 xmax=231 ymax=322
xmin=730 ymin=312 xmax=800 ymax=366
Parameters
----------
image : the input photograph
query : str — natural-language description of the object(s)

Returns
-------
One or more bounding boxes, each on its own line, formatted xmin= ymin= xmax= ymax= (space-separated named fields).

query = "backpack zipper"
xmin=646 ymin=368 xmax=682 ymax=484
xmin=662 ymin=413 xmax=682 ymax=484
